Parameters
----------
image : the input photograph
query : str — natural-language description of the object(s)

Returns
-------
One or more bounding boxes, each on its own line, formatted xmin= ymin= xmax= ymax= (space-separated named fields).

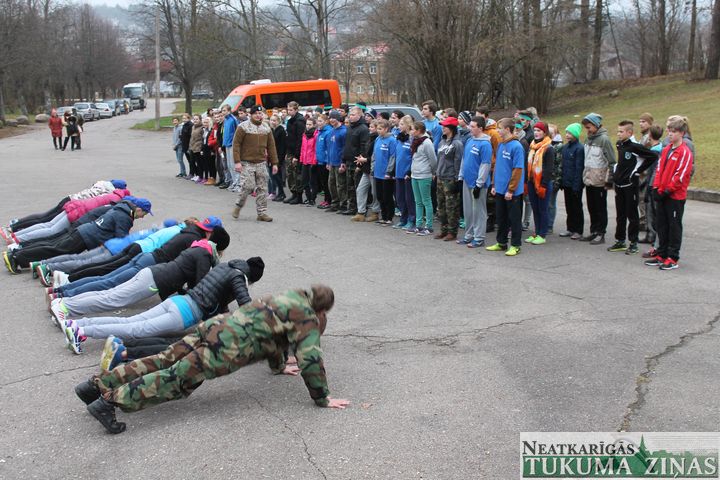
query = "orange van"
xmin=220 ymin=79 xmax=342 ymax=112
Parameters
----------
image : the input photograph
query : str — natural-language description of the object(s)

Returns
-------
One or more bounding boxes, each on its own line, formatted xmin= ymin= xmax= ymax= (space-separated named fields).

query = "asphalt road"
xmin=0 ymin=100 xmax=718 ymax=479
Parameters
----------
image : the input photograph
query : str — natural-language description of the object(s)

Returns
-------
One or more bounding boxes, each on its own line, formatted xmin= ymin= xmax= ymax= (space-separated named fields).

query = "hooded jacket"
xmin=187 ymin=259 xmax=253 ymax=318
xmin=76 ymin=201 xmax=135 ymax=249
xmin=232 ymin=119 xmax=279 ymax=165
xmin=327 ymin=124 xmax=347 ymax=167
xmin=149 ymin=241 xmax=214 ymax=300
xmin=180 ymin=120 xmax=193 ymax=151
xmin=583 ymin=127 xmax=616 ymax=187
xmin=189 ymin=123 xmax=204 ymax=154
xmin=69 ymin=181 xmax=116 ymax=201
xmin=273 ymin=125 xmax=287 ymax=163
xmin=286 ymin=112 xmax=306 ymax=159
xmin=436 ymin=135 xmax=464 ymax=181
xmin=300 ymin=129 xmax=318 ymax=165
xmin=151 ymin=223 xmax=205 ymax=264
xmin=71 ymin=205 xmax=113 ymax=229
xmin=342 ymin=117 xmax=369 ymax=166
xmin=561 ymin=140 xmax=585 ymax=192
xmin=49 ymin=114 xmax=63 ymax=137
xmin=222 ymin=114 xmax=238 ymax=148
xmin=315 ymin=125 xmax=332 ymax=165
xmin=410 ymin=134 xmax=437 ymax=179
xmin=63 ymin=189 xmax=130 ymax=223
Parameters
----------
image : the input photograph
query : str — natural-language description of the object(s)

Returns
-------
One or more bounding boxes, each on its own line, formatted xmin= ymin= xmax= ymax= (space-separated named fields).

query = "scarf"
xmin=410 ymin=136 xmax=426 ymax=155
xmin=528 ymin=136 xmax=552 ymax=199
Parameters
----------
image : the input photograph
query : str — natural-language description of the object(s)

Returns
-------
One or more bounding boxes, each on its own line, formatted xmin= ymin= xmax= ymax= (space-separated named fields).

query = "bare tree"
xmin=590 ymin=0 xmax=603 ymax=80
xmin=706 ymin=0 xmax=720 ymax=79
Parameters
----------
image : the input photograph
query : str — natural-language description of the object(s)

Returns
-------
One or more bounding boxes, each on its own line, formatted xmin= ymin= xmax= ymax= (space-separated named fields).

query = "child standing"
xmin=607 ymin=120 xmax=658 ymax=255
xmin=393 ymin=116 xmax=415 ymax=229
xmin=525 ymin=122 xmax=555 ymax=245
xmin=172 ymin=117 xmax=186 ymax=177
xmin=580 ymin=113 xmax=616 ymax=245
xmin=372 ymin=119 xmax=397 ymax=224
xmin=644 ymin=117 xmax=693 ymax=270
xmin=559 ymin=124 xmax=585 ymax=239
xmin=407 ymin=122 xmax=437 ymax=236
xmin=434 ymin=117 xmax=464 ymax=241
xmin=457 ymin=116 xmax=492 ymax=248
xmin=300 ymin=118 xmax=319 ymax=206
xmin=642 ymin=125 xmax=664 ymax=257
xmin=49 ymin=109 xmax=63 ymax=150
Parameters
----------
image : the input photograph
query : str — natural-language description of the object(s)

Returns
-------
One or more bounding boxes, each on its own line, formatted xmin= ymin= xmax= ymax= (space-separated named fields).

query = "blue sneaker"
xmin=456 ymin=238 xmax=471 ymax=245
xmin=405 ymin=226 xmax=419 ymax=234
xmin=100 ymin=336 xmax=125 ymax=371
xmin=468 ymin=239 xmax=484 ymax=248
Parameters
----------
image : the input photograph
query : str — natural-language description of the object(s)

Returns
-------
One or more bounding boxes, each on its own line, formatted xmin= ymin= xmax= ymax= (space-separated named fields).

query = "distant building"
xmin=331 ymin=44 xmax=400 ymax=104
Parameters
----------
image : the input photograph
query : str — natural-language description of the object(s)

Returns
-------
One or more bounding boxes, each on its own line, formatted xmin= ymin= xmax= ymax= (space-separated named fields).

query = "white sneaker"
xmin=50 ymin=299 xmax=67 ymax=329
xmin=7 ymin=243 xmax=19 ymax=251
xmin=53 ymin=271 xmax=69 ymax=287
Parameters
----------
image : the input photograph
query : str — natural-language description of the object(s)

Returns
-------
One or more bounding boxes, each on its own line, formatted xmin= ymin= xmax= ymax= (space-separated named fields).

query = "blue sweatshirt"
xmin=461 ymin=135 xmax=493 ymax=188
xmin=135 ymin=223 xmax=185 ymax=253
xmin=315 ymin=125 xmax=332 ymax=165
xmin=395 ymin=135 xmax=412 ymax=178
xmin=423 ymin=118 xmax=442 ymax=152
xmin=222 ymin=115 xmax=238 ymax=148
xmin=373 ymin=135 xmax=397 ymax=179
xmin=327 ymin=125 xmax=347 ymax=167
xmin=104 ymin=228 xmax=156 ymax=255
xmin=494 ymin=139 xmax=526 ymax=196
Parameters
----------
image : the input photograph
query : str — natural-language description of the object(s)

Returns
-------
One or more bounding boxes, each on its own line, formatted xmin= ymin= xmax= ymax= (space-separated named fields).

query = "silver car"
xmin=95 ymin=103 xmax=114 ymax=119
xmin=74 ymin=102 xmax=99 ymax=121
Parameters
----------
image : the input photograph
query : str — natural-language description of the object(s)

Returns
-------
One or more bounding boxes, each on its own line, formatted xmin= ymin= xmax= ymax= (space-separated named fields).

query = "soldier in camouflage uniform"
xmin=74 ymin=285 xmax=350 ymax=434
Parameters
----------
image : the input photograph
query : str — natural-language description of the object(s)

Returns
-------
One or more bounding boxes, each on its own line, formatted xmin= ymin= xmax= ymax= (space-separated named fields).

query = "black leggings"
xmin=10 ymin=197 xmax=70 ymax=232
xmin=53 ymin=137 xmax=63 ymax=149
xmin=122 ymin=336 xmax=183 ymax=361
xmin=376 ymin=178 xmax=396 ymax=221
xmin=62 ymin=136 xmax=79 ymax=150
xmin=301 ymin=164 xmax=318 ymax=202
xmin=14 ymin=230 xmax=86 ymax=267
xmin=201 ymin=153 xmax=216 ymax=180
xmin=317 ymin=165 xmax=330 ymax=203
xmin=189 ymin=151 xmax=200 ymax=177
xmin=67 ymin=243 xmax=142 ymax=280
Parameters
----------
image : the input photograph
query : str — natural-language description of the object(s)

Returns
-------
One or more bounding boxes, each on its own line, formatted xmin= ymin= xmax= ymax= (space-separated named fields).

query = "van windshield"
xmin=221 ymin=95 xmax=243 ymax=111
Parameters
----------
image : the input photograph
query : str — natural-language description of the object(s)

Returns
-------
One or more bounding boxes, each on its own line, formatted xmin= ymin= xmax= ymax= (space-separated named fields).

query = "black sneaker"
xmin=625 ymin=243 xmax=639 ymax=255
xmin=644 ymin=256 xmax=664 ymax=267
xmin=607 ymin=241 xmax=627 ymax=252
xmin=659 ymin=258 xmax=679 ymax=270
xmin=589 ymin=235 xmax=605 ymax=245
xmin=87 ymin=397 xmax=126 ymax=434
xmin=75 ymin=378 xmax=101 ymax=405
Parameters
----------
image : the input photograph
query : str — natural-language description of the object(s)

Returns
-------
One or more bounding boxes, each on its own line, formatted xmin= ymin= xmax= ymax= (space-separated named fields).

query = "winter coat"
xmin=285 ymin=113 xmax=306 ymax=159
xmin=180 ymin=120 xmax=193 ymax=151
xmin=436 ymin=135 xmax=464 ymax=181
xmin=49 ymin=115 xmax=63 ymax=137
xmin=315 ymin=125 xmax=332 ymax=165
xmin=187 ymin=259 xmax=253 ymax=318
xmin=561 ymin=140 xmax=585 ymax=192
xmin=63 ymin=189 xmax=130 ymax=223
xmin=342 ymin=118 xmax=369 ymax=166
xmin=71 ymin=205 xmax=113 ymax=229
xmin=273 ymin=126 xmax=287 ymax=164
xmin=300 ymin=129 xmax=318 ymax=165
xmin=189 ymin=123 xmax=203 ymax=154
xmin=149 ymin=241 xmax=214 ymax=300
xmin=76 ymin=201 xmax=135 ymax=249
xmin=652 ymin=142 xmax=693 ymax=200
xmin=232 ymin=119 xmax=278 ymax=165
xmin=69 ymin=181 xmax=116 ymax=201
xmin=583 ymin=127 xmax=616 ymax=187
xmin=151 ymin=224 xmax=205 ymax=264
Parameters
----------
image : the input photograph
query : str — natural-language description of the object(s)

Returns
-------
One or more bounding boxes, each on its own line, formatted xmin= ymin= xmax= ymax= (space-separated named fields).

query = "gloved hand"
xmin=473 ymin=186 xmax=481 ymax=199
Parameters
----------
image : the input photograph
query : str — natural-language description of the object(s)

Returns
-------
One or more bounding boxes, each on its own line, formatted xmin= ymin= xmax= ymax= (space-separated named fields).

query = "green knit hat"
xmin=566 ymin=123 xmax=582 ymax=140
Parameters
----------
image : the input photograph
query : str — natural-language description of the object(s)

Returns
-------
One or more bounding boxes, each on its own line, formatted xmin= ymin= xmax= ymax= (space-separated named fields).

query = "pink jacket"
xmin=63 ymin=189 xmax=131 ymax=222
xmin=300 ymin=130 xmax=318 ymax=165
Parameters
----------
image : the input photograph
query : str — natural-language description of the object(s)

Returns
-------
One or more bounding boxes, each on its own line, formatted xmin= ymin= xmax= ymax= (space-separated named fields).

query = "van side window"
xmin=260 ymin=90 xmax=332 ymax=109
xmin=241 ymin=96 xmax=256 ymax=108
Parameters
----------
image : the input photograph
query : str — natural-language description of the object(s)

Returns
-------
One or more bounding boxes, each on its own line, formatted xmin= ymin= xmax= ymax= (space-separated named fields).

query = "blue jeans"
xmin=528 ymin=183 xmax=552 ymax=237
xmin=61 ymin=252 xmax=157 ymax=297
xmin=175 ymin=147 xmax=186 ymax=175
xmin=547 ymin=186 xmax=559 ymax=232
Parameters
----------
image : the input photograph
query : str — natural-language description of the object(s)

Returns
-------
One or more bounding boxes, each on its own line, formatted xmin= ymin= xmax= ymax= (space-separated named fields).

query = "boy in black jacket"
xmin=608 ymin=121 xmax=659 ymax=255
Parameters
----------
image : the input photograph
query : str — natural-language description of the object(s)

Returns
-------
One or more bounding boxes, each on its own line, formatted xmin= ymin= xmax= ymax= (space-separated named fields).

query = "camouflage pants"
xmin=328 ymin=166 xmax=347 ymax=209
xmin=437 ymin=179 xmax=461 ymax=235
xmin=94 ymin=316 xmax=261 ymax=413
xmin=235 ymin=161 xmax=269 ymax=215
xmin=286 ymin=154 xmax=302 ymax=194
xmin=345 ymin=167 xmax=357 ymax=212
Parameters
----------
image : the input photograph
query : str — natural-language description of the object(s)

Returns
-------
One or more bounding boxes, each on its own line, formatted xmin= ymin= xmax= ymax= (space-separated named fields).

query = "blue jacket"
xmin=315 ymin=125 xmax=332 ymax=165
xmin=135 ymin=223 xmax=185 ymax=253
xmin=423 ymin=118 xmax=442 ymax=152
xmin=327 ymin=125 xmax=347 ymax=167
xmin=395 ymin=134 xmax=412 ymax=178
xmin=77 ymin=201 xmax=135 ymax=249
xmin=373 ymin=135 xmax=397 ymax=179
xmin=561 ymin=140 xmax=585 ymax=192
xmin=104 ymin=228 xmax=156 ymax=255
xmin=461 ymin=135 xmax=493 ymax=188
xmin=222 ymin=115 xmax=238 ymax=148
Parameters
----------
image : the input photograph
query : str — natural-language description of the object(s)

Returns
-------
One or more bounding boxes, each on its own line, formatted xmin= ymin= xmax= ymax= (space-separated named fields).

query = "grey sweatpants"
xmin=16 ymin=212 xmax=71 ymax=242
xmin=76 ymin=295 xmax=199 ymax=340
xmin=462 ymin=184 xmax=488 ymax=241
xmin=63 ymin=268 xmax=157 ymax=316
xmin=46 ymin=246 xmax=112 ymax=273
xmin=356 ymin=172 xmax=380 ymax=214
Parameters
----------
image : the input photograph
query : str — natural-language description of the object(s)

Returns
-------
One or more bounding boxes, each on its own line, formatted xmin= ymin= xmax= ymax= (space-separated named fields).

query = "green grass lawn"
xmin=131 ymin=99 xmax=218 ymax=131
xmin=543 ymin=75 xmax=720 ymax=190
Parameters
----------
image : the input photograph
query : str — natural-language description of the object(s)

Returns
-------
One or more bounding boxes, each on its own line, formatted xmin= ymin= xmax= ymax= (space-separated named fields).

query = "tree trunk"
xmin=590 ymin=0 xmax=603 ymax=80
xmin=184 ymin=79 xmax=193 ymax=114
xmin=688 ymin=0 xmax=697 ymax=71
xmin=0 ymin=73 xmax=5 ymax=122
xmin=578 ymin=0 xmax=590 ymax=82
xmin=658 ymin=0 xmax=669 ymax=75
xmin=705 ymin=0 xmax=720 ymax=79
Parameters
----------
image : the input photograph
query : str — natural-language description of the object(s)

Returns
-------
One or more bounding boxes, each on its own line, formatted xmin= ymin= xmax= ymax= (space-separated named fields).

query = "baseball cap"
xmin=440 ymin=117 xmax=459 ymax=127
xmin=131 ymin=197 xmax=153 ymax=216
xmin=197 ymin=216 xmax=223 ymax=232
xmin=110 ymin=179 xmax=127 ymax=189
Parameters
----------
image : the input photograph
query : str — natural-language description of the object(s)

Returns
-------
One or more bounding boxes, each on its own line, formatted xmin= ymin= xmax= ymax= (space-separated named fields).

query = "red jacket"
xmin=300 ymin=130 xmax=318 ymax=165
xmin=652 ymin=142 xmax=693 ymax=200
xmin=49 ymin=116 xmax=63 ymax=136
xmin=62 ymin=189 xmax=130 ymax=222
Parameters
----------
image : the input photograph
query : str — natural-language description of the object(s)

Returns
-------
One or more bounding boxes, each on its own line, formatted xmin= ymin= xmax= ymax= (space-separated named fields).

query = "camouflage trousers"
xmin=94 ymin=316 xmax=261 ymax=412
xmin=437 ymin=179 xmax=461 ymax=235
xmin=286 ymin=154 xmax=302 ymax=194
xmin=328 ymin=166 xmax=347 ymax=209
xmin=235 ymin=161 xmax=269 ymax=215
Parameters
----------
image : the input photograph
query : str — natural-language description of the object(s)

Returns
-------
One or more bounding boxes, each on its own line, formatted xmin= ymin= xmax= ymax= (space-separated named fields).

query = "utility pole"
xmin=154 ymin=5 xmax=161 ymax=131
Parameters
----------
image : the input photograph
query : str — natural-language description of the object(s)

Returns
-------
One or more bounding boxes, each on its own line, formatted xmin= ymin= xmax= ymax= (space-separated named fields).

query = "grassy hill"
xmin=543 ymin=75 xmax=720 ymax=190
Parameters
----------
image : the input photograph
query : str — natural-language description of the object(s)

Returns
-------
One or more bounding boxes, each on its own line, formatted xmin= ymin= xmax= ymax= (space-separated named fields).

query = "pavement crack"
xmin=247 ymin=393 xmax=327 ymax=480
xmin=619 ymin=311 xmax=720 ymax=432
xmin=0 ymin=363 xmax=97 ymax=388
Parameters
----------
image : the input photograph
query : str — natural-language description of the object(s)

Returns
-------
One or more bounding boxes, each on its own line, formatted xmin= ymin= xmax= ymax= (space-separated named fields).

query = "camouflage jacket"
xmin=228 ymin=289 xmax=330 ymax=407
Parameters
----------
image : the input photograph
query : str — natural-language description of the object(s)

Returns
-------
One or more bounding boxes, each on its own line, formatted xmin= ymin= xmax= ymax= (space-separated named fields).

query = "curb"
xmin=688 ymin=188 xmax=720 ymax=204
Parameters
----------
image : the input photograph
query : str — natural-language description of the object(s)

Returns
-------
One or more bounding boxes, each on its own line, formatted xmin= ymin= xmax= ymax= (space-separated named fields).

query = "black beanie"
xmin=209 ymin=226 xmax=230 ymax=252
xmin=246 ymin=256 xmax=265 ymax=283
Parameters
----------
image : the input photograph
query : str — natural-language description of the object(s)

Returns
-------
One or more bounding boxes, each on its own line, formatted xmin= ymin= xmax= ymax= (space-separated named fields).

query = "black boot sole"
xmin=75 ymin=379 xmax=101 ymax=405
xmin=87 ymin=399 xmax=126 ymax=434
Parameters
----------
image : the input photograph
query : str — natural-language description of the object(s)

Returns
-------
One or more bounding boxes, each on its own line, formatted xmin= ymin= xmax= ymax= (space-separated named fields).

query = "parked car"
xmin=95 ymin=102 xmax=113 ymax=119
xmin=192 ymin=89 xmax=212 ymax=99
xmin=55 ymin=106 xmax=77 ymax=117
xmin=73 ymin=102 xmax=98 ymax=121
xmin=367 ymin=104 xmax=423 ymax=121
xmin=103 ymin=99 xmax=119 ymax=116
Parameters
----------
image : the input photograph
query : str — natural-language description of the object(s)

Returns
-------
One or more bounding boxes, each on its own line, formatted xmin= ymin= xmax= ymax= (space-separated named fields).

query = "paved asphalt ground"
xmin=0 ymin=101 xmax=718 ymax=479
